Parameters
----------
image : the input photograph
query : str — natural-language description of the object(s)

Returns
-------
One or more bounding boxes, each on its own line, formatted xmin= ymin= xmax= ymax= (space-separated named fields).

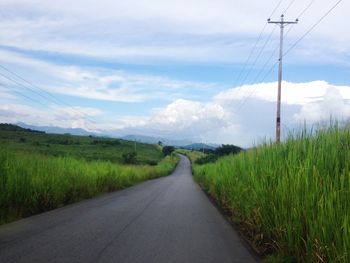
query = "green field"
xmin=0 ymin=125 xmax=163 ymax=165
xmin=0 ymin=125 xmax=179 ymax=224
xmin=193 ymin=126 xmax=350 ymax=262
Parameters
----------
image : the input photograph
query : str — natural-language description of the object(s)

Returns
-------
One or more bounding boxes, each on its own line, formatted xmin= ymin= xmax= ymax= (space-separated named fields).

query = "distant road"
xmin=0 ymin=155 xmax=258 ymax=263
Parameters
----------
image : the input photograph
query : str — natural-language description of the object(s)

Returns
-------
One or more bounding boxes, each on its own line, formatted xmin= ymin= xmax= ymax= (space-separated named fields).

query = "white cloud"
xmin=0 ymin=49 xmax=221 ymax=103
xmin=0 ymin=0 xmax=348 ymax=64
xmin=2 ymin=80 xmax=350 ymax=147
xmin=116 ymin=81 xmax=350 ymax=146
xmin=215 ymin=81 xmax=350 ymax=105
xmin=294 ymin=87 xmax=350 ymax=123
xmin=0 ymin=103 xmax=104 ymax=131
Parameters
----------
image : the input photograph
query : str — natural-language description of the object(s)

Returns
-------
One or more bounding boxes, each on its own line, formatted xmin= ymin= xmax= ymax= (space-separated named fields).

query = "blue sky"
xmin=0 ymin=0 xmax=349 ymax=147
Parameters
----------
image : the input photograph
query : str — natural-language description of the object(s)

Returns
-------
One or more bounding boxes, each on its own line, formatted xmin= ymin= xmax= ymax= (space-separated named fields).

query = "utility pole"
xmin=268 ymin=14 xmax=298 ymax=143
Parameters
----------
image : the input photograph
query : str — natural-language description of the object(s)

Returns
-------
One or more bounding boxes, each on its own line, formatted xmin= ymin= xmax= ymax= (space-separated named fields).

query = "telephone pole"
xmin=268 ymin=15 xmax=298 ymax=143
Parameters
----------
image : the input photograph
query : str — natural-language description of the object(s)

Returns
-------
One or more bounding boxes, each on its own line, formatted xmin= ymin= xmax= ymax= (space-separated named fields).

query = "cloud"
xmin=215 ymin=81 xmax=350 ymax=105
xmin=0 ymin=49 xmax=221 ymax=103
xmin=0 ymin=103 xmax=104 ymax=131
xmin=294 ymin=87 xmax=350 ymax=123
xmin=116 ymin=81 xmax=350 ymax=146
xmin=0 ymin=0 xmax=348 ymax=64
xmin=2 ymin=80 xmax=350 ymax=147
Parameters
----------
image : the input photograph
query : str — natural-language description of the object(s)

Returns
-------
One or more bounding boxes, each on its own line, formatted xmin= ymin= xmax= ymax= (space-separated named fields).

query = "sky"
xmin=0 ymin=0 xmax=349 ymax=147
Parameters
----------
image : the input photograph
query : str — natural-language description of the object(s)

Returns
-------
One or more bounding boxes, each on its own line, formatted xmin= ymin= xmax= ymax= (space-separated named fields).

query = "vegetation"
xmin=122 ymin=151 xmax=138 ymax=164
xmin=0 ymin=124 xmax=163 ymax=165
xmin=175 ymin=149 xmax=205 ymax=163
xmin=195 ymin=144 xmax=243 ymax=164
xmin=193 ymin=126 xmax=350 ymax=262
xmin=162 ymin=145 xmax=175 ymax=156
xmin=0 ymin=149 xmax=178 ymax=224
xmin=0 ymin=123 xmax=45 ymax=133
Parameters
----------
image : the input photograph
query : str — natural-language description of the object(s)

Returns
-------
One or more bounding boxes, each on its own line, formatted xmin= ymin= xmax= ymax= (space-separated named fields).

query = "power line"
xmin=297 ymin=0 xmax=315 ymax=18
xmin=282 ymin=0 xmax=296 ymax=15
xmin=0 ymin=65 xmax=64 ymax=106
xmin=236 ymin=0 xmax=335 ymax=113
xmin=283 ymin=0 xmax=316 ymax=40
xmin=236 ymin=50 xmax=280 ymax=112
xmin=0 ymin=71 xmax=52 ymax=105
xmin=0 ymin=64 xmax=98 ymax=124
xmin=0 ymin=71 xmax=98 ymax=129
xmin=269 ymin=0 xmax=284 ymax=18
xmin=283 ymin=0 xmax=343 ymax=58
xmin=239 ymin=26 xmax=278 ymax=87
xmin=0 ymin=64 xmax=98 ymax=127
xmin=232 ymin=0 xmax=284 ymax=88
xmin=0 ymin=80 xmax=47 ymax=108
xmin=232 ymin=23 xmax=268 ymax=88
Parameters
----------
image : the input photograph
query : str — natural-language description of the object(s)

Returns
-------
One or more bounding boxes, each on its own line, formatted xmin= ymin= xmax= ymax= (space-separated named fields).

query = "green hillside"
xmin=0 ymin=124 xmax=163 ymax=165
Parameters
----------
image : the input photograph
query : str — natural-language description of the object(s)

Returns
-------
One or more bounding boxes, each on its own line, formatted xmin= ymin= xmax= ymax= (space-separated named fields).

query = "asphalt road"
xmin=0 ymin=155 xmax=258 ymax=263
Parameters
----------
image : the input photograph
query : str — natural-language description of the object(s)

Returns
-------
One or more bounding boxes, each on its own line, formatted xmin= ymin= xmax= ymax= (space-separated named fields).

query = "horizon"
xmin=0 ymin=0 xmax=349 ymax=147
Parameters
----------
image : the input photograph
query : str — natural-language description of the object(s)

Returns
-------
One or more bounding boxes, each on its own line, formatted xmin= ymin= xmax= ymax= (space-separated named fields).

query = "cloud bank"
xmin=2 ymin=80 xmax=349 ymax=147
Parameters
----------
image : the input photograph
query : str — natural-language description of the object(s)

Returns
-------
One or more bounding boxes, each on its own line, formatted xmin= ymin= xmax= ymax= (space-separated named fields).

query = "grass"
xmin=193 ymin=125 xmax=350 ymax=262
xmin=176 ymin=149 xmax=206 ymax=163
xmin=0 ymin=129 xmax=163 ymax=165
xmin=0 ymin=126 xmax=179 ymax=224
xmin=0 ymin=149 xmax=179 ymax=224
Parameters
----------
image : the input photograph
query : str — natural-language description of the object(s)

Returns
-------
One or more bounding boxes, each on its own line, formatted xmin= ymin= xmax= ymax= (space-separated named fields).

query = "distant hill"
xmin=181 ymin=143 xmax=218 ymax=151
xmin=122 ymin=135 xmax=193 ymax=147
xmin=0 ymin=123 xmax=44 ymax=133
xmin=16 ymin=123 xmax=95 ymax=136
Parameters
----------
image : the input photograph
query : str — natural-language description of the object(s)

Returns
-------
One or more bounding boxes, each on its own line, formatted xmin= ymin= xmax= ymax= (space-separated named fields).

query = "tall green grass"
xmin=194 ymin=126 xmax=350 ymax=262
xmin=0 ymin=150 xmax=178 ymax=224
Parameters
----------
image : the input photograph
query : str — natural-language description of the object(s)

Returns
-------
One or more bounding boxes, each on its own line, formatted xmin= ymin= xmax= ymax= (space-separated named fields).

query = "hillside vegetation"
xmin=0 ymin=124 xmax=163 ymax=165
xmin=193 ymin=126 xmax=350 ymax=262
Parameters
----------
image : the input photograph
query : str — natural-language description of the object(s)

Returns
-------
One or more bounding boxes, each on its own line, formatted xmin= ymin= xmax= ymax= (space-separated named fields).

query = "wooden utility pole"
xmin=268 ymin=15 xmax=298 ymax=143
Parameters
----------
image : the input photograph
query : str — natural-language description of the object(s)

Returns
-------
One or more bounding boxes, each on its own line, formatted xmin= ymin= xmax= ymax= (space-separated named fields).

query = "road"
xmin=0 ymin=155 xmax=258 ymax=263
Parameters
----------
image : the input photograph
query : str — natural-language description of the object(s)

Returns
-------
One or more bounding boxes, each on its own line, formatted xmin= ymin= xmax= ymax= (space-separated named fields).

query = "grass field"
xmin=0 ymin=127 xmax=163 ymax=165
xmin=193 ymin=126 xmax=350 ymax=262
xmin=0 ymin=125 xmax=179 ymax=224
xmin=0 ymin=149 xmax=178 ymax=225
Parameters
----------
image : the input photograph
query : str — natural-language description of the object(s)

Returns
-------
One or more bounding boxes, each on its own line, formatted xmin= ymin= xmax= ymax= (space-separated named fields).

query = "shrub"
xmin=162 ymin=146 xmax=175 ymax=156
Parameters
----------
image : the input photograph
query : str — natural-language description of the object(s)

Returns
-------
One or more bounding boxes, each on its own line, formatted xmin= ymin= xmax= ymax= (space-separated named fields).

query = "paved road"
xmin=0 ymin=155 xmax=258 ymax=263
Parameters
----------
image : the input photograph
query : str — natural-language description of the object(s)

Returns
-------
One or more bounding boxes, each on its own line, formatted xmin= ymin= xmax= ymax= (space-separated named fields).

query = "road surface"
xmin=0 ymin=155 xmax=258 ymax=263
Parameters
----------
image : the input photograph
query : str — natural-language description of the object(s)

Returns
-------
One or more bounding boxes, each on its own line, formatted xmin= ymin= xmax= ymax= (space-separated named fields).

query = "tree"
xmin=162 ymin=146 xmax=175 ymax=156
xmin=215 ymin=144 xmax=242 ymax=156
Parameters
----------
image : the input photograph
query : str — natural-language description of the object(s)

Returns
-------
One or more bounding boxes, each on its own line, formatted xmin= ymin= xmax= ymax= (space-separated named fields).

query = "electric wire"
xmin=282 ymin=0 xmax=296 ymax=15
xmin=0 ymin=80 xmax=47 ymax=108
xmin=238 ymin=25 xmax=277 ymax=88
xmin=236 ymin=0 xmax=340 ymax=112
xmin=0 ymin=64 xmax=98 ymax=125
xmin=283 ymin=0 xmax=343 ymax=58
xmin=283 ymin=0 xmax=316 ymax=40
xmin=232 ymin=0 xmax=284 ymax=88
xmin=0 ymin=71 xmax=98 ymax=129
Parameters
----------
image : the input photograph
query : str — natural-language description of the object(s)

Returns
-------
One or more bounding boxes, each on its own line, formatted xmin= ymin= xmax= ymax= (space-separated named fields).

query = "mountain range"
xmin=15 ymin=122 xmax=217 ymax=148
